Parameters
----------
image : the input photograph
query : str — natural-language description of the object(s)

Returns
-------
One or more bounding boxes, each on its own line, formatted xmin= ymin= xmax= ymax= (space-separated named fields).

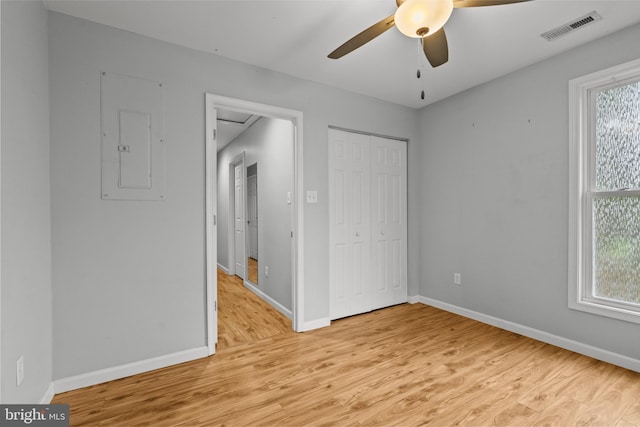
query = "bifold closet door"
xmin=370 ymin=136 xmax=407 ymax=310
xmin=329 ymin=130 xmax=372 ymax=320
xmin=329 ymin=129 xmax=407 ymax=320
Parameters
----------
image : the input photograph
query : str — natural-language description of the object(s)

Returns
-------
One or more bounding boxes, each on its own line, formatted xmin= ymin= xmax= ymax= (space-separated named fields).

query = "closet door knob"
xmin=355 ymin=232 xmax=360 ymax=237
xmin=381 ymin=231 xmax=385 ymax=236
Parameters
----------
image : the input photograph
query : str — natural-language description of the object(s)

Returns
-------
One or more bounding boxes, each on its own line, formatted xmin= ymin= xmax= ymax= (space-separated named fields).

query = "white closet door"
xmin=370 ymin=136 xmax=408 ymax=310
xmin=329 ymin=129 xmax=407 ymax=320
xmin=329 ymin=129 xmax=371 ymax=320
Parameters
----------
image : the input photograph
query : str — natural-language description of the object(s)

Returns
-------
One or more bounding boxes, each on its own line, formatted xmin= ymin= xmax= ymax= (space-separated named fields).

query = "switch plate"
xmin=16 ymin=355 xmax=24 ymax=386
xmin=265 ymin=266 xmax=269 ymax=278
xmin=306 ymin=190 xmax=318 ymax=204
xmin=454 ymin=273 xmax=461 ymax=285
xmin=287 ymin=191 xmax=292 ymax=204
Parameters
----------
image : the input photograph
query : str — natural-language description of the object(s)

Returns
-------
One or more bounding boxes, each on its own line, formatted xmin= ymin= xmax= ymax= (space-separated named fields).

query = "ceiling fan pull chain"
xmin=421 ymin=63 xmax=425 ymax=100
xmin=417 ymin=38 xmax=424 ymax=99
xmin=418 ymin=38 xmax=426 ymax=100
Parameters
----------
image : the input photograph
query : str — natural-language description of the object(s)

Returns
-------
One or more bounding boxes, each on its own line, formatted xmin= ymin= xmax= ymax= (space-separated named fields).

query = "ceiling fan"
xmin=328 ymin=0 xmax=531 ymax=68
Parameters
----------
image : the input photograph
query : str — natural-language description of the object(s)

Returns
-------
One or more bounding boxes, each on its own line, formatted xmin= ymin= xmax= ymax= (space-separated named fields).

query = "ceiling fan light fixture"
xmin=394 ymin=0 xmax=453 ymax=38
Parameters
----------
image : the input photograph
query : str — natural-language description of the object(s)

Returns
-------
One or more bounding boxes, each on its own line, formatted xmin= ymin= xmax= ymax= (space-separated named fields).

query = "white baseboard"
xmin=53 ymin=346 xmax=209 ymax=394
xmin=407 ymin=295 xmax=420 ymax=304
xmin=299 ymin=317 xmax=331 ymax=332
xmin=244 ymin=281 xmax=292 ymax=319
xmin=39 ymin=382 xmax=55 ymax=404
xmin=217 ymin=263 xmax=229 ymax=274
xmin=417 ymin=296 xmax=640 ymax=373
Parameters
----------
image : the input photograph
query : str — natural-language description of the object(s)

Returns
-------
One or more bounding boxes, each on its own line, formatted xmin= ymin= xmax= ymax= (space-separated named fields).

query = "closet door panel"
xmin=329 ymin=129 xmax=371 ymax=320
xmin=370 ymin=136 xmax=407 ymax=309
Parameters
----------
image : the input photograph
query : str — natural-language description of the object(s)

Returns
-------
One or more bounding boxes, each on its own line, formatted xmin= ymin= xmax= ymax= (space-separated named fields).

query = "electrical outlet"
xmin=454 ymin=273 xmax=462 ymax=285
xmin=16 ymin=355 xmax=24 ymax=386
xmin=306 ymin=190 xmax=318 ymax=204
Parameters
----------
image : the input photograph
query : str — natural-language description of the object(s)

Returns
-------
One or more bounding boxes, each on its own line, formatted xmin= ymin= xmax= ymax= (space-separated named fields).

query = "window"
xmin=569 ymin=58 xmax=640 ymax=323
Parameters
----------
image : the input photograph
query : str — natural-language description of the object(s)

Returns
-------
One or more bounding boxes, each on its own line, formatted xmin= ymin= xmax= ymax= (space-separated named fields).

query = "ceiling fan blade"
xmin=423 ymin=27 xmax=448 ymax=68
xmin=328 ymin=14 xmax=396 ymax=59
xmin=453 ymin=0 xmax=531 ymax=7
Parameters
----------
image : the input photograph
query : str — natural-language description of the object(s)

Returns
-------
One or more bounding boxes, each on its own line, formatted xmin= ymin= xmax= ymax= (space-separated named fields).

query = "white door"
xmin=234 ymin=164 xmax=245 ymax=278
xmin=329 ymin=129 xmax=407 ymax=320
xmin=329 ymin=129 xmax=371 ymax=320
xmin=370 ymin=136 xmax=407 ymax=310
xmin=247 ymin=174 xmax=258 ymax=260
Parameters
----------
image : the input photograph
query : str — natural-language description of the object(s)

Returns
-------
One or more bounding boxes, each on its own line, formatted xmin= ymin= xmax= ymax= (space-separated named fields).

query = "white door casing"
xmin=206 ymin=93 xmax=304 ymax=334
xmin=205 ymin=102 xmax=218 ymax=355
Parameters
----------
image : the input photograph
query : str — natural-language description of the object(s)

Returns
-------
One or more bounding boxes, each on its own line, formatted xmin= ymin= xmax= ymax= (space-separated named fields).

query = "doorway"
xmin=205 ymin=94 xmax=304 ymax=355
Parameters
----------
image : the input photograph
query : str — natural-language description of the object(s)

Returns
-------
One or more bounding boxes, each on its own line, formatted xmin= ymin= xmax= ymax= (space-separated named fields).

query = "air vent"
xmin=541 ymin=11 xmax=602 ymax=41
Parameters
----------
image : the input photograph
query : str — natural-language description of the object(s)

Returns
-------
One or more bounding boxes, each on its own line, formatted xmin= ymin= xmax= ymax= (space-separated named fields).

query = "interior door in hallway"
xmin=234 ymin=163 xmax=245 ymax=278
xmin=247 ymin=173 xmax=258 ymax=261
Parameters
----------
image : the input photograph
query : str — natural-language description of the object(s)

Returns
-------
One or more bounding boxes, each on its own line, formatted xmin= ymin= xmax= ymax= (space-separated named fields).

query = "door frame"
xmin=227 ymin=152 xmax=246 ymax=278
xmin=205 ymin=94 xmax=304 ymax=356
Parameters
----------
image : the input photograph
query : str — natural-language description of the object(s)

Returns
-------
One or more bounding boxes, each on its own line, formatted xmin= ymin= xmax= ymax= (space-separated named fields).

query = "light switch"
xmin=306 ymin=190 xmax=318 ymax=204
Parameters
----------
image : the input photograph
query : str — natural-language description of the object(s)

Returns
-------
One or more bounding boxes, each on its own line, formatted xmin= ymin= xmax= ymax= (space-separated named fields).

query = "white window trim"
xmin=569 ymin=58 xmax=640 ymax=324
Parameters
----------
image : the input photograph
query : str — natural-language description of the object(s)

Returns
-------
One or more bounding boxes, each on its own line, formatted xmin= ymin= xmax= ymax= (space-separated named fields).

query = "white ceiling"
xmin=45 ymin=0 xmax=640 ymax=109
xmin=216 ymin=110 xmax=260 ymax=151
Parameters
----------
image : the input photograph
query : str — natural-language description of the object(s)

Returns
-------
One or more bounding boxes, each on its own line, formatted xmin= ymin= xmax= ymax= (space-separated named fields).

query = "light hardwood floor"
xmin=53 ymin=283 xmax=640 ymax=426
xmin=247 ymin=257 xmax=258 ymax=285
xmin=217 ymin=268 xmax=290 ymax=349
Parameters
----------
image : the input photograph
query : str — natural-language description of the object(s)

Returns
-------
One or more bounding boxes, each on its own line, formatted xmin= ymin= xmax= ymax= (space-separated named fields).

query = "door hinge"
xmin=214 ymin=214 xmax=217 ymax=226
xmin=213 ymin=129 xmax=217 ymax=140
xmin=214 ymin=300 xmax=217 ymax=311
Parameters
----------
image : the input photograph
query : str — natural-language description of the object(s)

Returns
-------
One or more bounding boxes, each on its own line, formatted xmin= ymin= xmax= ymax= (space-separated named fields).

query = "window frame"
xmin=569 ymin=58 xmax=640 ymax=324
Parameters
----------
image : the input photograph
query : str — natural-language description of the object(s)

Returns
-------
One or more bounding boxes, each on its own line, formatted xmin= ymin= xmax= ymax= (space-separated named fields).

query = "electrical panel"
xmin=101 ymin=72 xmax=165 ymax=201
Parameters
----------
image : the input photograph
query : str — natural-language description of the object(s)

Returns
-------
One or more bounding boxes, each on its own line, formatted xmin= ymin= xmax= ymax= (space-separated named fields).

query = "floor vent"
xmin=541 ymin=11 xmax=602 ymax=41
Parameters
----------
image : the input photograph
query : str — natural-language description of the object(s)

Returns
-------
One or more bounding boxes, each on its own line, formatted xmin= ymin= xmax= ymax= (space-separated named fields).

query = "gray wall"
xmin=48 ymin=11 xmax=420 ymax=379
xmin=418 ymin=23 xmax=640 ymax=361
xmin=1 ymin=0 xmax=52 ymax=403
xmin=217 ymin=117 xmax=294 ymax=311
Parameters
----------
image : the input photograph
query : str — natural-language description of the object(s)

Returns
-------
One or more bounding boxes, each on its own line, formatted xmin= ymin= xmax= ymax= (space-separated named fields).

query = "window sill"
xmin=569 ymin=298 xmax=640 ymax=324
